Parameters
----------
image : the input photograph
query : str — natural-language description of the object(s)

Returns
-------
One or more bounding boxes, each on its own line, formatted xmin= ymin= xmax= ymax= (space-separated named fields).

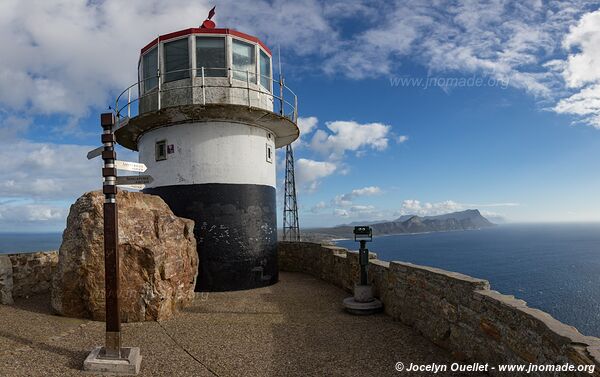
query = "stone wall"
xmin=279 ymin=242 xmax=600 ymax=376
xmin=0 ymin=255 xmax=13 ymax=304
xmin=0 ymin=251 xmax=58 ymax=304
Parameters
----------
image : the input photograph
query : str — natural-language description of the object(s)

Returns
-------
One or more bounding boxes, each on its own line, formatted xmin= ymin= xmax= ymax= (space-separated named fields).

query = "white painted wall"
xmin=138 ymin=121 xmax=276 ymax=188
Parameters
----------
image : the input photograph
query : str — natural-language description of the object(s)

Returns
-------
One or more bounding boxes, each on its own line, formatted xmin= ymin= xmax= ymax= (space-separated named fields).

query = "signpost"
xmin=118 ymin=184 xmax=146 ymax=190
xmin=114 ymin=160 xmax=147 ymax=172
xmin=87 ymin=146 xmax=104 ymax=160
xmin=100 ymin=113 xmax=122 ymax=359
xmin=83 ymin=113 xmax=142 ymax=375
xmin=115 ymin=175 xmax=153 ymax=186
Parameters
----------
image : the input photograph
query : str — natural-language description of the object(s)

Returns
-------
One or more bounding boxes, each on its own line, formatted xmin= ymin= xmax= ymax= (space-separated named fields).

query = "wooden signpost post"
xmin=100 ymin=112 xmax=122 ymax=358
xmin=83 ymin=113 xmax=143 ymax=375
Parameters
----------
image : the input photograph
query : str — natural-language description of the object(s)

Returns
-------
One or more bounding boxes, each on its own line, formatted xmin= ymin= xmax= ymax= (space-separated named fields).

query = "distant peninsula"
xmin=299 ymin=209 xmax=495 ymax=243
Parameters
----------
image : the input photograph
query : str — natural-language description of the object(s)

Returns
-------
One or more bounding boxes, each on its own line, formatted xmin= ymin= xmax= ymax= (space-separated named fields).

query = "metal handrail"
xmin=115 ymin=66 xmax=298 ymax=126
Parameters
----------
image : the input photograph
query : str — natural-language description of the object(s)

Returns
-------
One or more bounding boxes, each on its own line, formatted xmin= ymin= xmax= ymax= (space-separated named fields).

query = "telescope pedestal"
xmin=343 ymin=284 xmax=383 ymax=315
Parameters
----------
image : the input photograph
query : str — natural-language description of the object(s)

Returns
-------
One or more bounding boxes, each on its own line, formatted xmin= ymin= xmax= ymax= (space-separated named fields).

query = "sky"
xmin=1 ymin=0 xmax=600 ymax=232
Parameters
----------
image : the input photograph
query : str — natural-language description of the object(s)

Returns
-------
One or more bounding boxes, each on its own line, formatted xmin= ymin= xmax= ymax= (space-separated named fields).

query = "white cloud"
xmin=292 ymin=116 xmax=320 ymax=148
xmin=0 ymin=137 xmax=138 ymax=230
xmin=0 ymin=203 xmax=66 ymax=222
xmin=0 ymin=141 xmax=103 ymax=200
xmin=292 ymin=118 xmax=395 ymax=190
xmin=310 ymin=201 xmax=327 ymax=213
xmin=561 ymin=10 xmax=600 ymax=88
xmin=332 ymin=204 xmax=383 ymax=221
xmin=396 ymin=135 xmax=409 ymax=143
xmin=310 ymin=120 xmax=391 ymax=159
xmin=321 ymin=1 xmax=578 ymax=93
xmin=295 ymin=158 xmax=337 ymax=192
xmin=397 ymin=199 xmax=519 ymax=217
xmin=320 ymin=1 xmax=600 ymax=130
xmin=399 ymin=199 xmax=463 ymax=216
xmin=0 ymin=139 xmax=124 ymax=228
xmin=350 ymin=186 xmax=382 ymax=197
xmin=554 ymin=84 xmax=600 ymax=128
xmin=0 ymin=201 xmax=68 ymax=231
xmin=297 ymin=116 xmax=318 ymax=136
xmin=554 ymin=10 xmax=600 ymax=128
xmin=334 ymin=186 xmax=382 ymax=206
xmin=334 ymin=209 xmax=349 ymax=217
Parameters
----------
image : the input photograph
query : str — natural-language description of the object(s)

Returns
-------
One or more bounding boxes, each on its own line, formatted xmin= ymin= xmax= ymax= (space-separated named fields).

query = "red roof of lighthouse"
xmin=140 ymin=28 xmax=272 ymax=56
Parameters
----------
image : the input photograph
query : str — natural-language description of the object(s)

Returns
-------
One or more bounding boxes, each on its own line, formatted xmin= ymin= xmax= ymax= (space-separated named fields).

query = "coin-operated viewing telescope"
xmin=343 ymin=226 xmax=383 ymax=315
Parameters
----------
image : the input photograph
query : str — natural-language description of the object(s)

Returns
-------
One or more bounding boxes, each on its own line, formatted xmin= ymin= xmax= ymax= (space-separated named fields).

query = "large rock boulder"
xmin=51 ymin=191 xmax=198 ymax=322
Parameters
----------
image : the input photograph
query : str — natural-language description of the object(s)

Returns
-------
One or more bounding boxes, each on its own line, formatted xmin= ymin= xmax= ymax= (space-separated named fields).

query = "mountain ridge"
xmin=302 ymin=209 xmax=494 ymax=242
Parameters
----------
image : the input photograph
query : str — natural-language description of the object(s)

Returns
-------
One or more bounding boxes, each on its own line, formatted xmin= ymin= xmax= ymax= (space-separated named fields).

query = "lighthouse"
xmin=114 ymin=14 xmax=299 ymax=291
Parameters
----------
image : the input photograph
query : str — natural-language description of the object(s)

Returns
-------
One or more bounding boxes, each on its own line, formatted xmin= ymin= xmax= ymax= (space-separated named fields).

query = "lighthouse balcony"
xmin=122 ymin=67 xmax=289 ymax=116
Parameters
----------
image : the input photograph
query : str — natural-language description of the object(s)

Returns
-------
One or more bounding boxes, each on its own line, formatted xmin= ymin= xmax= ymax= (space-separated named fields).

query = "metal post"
xmin=279 ymin=77 xmax=284 ymax=116
xmin=157 ymin=36 xmax=161 ymax=111
xmin=100 ymin=113 xmax=121 ymax=359
xmin=359 ymin=240 xmax=368 ymax=285
xmin=246 ymin=70 xmax=251 ymax=107
xmin=127 ymin=88 xmax=131 ymax=118
xmin=278 ymin=45 xmax=284 ymax=116
xmin=294 ymin=95 xmax=298 ymax=122
xmin=201 ymin=67 xmax=206 ymax=106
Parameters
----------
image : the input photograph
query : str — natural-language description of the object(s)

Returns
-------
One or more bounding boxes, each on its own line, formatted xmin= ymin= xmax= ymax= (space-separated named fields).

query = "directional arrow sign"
xmin=119 ymin=184 xmax=146 ymax=190
xmin=115 ymin=175 xmax=153 ymax=186
xmin=114 ymin=160 xmax=147 ymax=172
xmin=87 ymin=146 xmax=104 ymax=160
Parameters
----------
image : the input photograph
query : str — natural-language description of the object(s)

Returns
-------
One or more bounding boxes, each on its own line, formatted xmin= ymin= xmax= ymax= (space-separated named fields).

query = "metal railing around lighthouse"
xmin=114 ymin=67 xmax=298 ymax=126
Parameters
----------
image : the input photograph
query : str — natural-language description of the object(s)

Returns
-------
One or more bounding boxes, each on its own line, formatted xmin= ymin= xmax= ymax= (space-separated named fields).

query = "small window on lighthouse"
xmin=266 ymin=144 xmax=273 ymax=163
xmin=164 ymin=38 xmax=190 ymax=83
xmin=232 ymin=40 xmax=256 ymax=82
xmin=155 ymin=140 xmax=167 ymax=161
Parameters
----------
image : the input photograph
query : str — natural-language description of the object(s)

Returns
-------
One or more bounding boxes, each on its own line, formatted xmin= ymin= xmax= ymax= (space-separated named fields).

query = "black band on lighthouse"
xmin=144 ymin=183 xmax=277 ymax=291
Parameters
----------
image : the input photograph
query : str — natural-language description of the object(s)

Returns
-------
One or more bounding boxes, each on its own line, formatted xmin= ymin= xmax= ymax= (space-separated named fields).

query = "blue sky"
xmin=1 ymin=0 xmax=600 ymax=231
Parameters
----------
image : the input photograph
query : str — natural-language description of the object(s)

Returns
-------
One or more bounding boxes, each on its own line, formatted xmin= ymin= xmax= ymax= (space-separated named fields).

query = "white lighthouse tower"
xmin=114 ymin=14 xmax=299 ymax=291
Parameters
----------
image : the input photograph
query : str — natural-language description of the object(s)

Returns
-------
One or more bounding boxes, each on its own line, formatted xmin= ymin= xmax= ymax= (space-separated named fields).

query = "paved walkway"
xmin=0 ymin=272 xmax=480 ymax=376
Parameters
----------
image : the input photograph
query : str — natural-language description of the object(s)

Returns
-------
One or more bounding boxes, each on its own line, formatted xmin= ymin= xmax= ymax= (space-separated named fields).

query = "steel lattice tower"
xmin=283 ymin=144 xmax=300 ymax=241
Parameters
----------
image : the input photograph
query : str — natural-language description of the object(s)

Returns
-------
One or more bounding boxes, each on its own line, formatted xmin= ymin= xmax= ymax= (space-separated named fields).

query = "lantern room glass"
xmin=259 ymin=50 xmax=271 ymax=92
xmin=196 ymin=37 xmax=227 ymax=77
xmin=142 ymin=47 xmax=158 ymax=93
xmin=164 ymin=38 xmax=190 ymax=83
xmin=232 ymin=39 xmax=256 ymax=82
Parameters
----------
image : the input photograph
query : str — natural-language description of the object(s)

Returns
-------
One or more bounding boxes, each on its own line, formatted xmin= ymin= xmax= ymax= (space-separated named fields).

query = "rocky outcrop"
xmin=0 ymin=255 xmax=13 ymax=305
xmin=51 ymin=191 xmax=198 ymax=322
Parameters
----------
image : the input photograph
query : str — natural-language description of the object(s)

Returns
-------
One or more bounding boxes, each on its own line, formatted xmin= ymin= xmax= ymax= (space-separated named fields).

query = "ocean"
xmin=335 ymin=223 xmax=600 ymax=337
xmin=0 ymin=232 xmax=62 ymax=254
